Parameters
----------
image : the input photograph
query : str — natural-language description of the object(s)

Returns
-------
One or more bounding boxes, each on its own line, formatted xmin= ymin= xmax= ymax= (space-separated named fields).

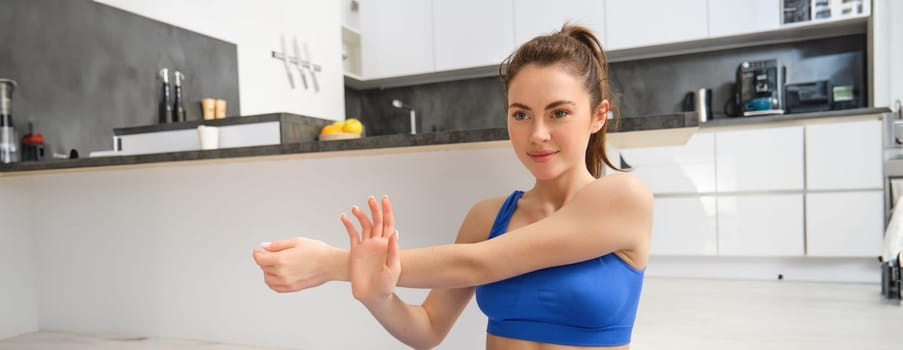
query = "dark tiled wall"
xmin=0 ymin=0 xmax=239 ymax=155
xmin=347 ymin=35 xmax=866 ymax=135
xmin=346 ymin=77 xmax=507 ymax=137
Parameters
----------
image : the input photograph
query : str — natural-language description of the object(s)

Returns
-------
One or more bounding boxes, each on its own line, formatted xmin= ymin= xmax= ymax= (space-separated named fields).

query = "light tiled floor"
xmin=631 ymin=278 xmax=903 ymax=350
xmin=1 ymin=278 xmax=901 ymax=350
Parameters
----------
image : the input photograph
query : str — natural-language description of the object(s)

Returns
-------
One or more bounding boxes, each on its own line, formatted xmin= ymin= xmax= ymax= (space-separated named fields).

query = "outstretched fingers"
xmin=351 ymin=205 xmax=373 ymax=240
xmin=367 ymin=196 xmax=383 ymax=239
xmin=341 ymin=213 xmax=360 ymax=246
xmin=382 ymin=195 xmax=396 ymax=239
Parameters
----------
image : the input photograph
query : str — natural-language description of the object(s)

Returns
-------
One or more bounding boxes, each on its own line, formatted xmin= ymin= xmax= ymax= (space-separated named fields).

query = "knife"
xmin=280 ymin=34 xmax=295 ymax=89
xmin=292 ymin=37 xmax=309 ymax=90
xmin=303 ymin=41 xmax=321 ymax=92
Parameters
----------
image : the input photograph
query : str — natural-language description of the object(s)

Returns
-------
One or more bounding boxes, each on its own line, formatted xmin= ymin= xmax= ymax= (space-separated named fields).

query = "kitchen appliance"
xmin=784 ymin=80 xmax=831 ymax=113
xmin=683 ymin=88 xmax=712 ymax=122
xmin=21 ymin=122 xmax=45 ymax=162
xmin=0 ymin=79 xmax=19 ymax=163
xmin=736 ymin=59 xmax=784 ymax=116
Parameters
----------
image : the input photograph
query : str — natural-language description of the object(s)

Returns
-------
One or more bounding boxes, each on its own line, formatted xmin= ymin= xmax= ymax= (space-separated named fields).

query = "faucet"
xmin=392 ymin=99 xmax=417 ymax=135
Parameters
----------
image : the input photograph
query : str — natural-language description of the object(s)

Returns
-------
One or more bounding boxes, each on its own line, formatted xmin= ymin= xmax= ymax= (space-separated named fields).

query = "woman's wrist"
xmin=328 ymin=247 xmax=350 ymax=282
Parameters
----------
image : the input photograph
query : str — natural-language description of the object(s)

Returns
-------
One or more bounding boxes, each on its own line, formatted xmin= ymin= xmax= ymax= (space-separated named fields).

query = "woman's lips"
xmin=528 ymin=150 xmax=559 ymax=163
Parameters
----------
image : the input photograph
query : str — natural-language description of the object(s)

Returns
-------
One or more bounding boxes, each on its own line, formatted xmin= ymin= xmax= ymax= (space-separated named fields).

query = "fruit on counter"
xmin=342 ymin=118 xmax=363 ymax=134
xmin=320 ymin=124 xmax=344 ymax=135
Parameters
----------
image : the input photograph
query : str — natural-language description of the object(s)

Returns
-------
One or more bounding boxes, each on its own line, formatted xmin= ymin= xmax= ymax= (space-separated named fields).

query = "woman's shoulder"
xmin=581 ymin=173 xmax=653 ymax=211
xmin=454 ymin=195 xmax=511 ymax=244
xmin=467 ymin=195 xmax=511 ymax=227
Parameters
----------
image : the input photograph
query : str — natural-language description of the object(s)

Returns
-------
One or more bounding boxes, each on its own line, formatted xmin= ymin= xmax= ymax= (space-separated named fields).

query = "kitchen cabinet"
xmin=708 ymin=0 xmax=780 ymax=37
xmin=358 ymin=0 xmax=434 ymax=78
xmin=620 ymin=133 xmax=716 ymax=194
xmin=805 ymin=119 xmax=883 ymax=190
xmin=513 ymin=0 xmax=606 ymax=46
xmin=650 ymin=196 xmax=718 ymax=256
xmin=806 ymin=191 xmax=884 ymax=257
xmin=717 ymin=194 xmax=805 ymax=256
xmin=433 ymin=0 xmax=514 ymax=71
xmin=715 ymin=126 xmax=804 ymax=192
xmin=604 ymin=0 xmax=708 ymax=50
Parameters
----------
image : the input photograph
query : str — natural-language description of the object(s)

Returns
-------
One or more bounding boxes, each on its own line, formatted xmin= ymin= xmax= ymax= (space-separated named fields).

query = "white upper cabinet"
xmin=513 ymin=0 xmax=606 ymax=46
xmin=708 ymin=0 xmax=780 ymax=37
xmin=715 ymin=126 xmax=804 ymax=192
xmin=806 ymin=120 xmax=883 ymax=190
xmin=620 ymin=133 xmax=716 ymax=194
xmin=359 ymin=0 xmax=434 ymax=79
xmin=433 ymin=0 xmax=514 ymax=71
xmin=604 ymin=0 xmax=709 ymax=50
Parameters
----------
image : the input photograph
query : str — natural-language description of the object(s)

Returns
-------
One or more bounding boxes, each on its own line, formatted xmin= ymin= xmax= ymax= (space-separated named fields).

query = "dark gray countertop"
xmin=16 ymin=108 xmax=881 ymax=175
xmin=700 ymin=107 xmax=891 ymax=128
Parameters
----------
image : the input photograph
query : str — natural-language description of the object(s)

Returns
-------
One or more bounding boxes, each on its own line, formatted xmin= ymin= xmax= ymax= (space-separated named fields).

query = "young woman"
xmin=253 ymin=24 xmax=653 ymax=349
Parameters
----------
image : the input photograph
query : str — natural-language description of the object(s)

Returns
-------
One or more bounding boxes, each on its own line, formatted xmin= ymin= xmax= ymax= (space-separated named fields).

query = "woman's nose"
xmin=529 ymin=121 xmax=551 ymax=143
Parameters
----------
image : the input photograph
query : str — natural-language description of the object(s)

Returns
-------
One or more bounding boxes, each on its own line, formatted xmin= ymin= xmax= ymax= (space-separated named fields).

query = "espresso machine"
xmin=736 ymin=60 xmax=784 ymax=116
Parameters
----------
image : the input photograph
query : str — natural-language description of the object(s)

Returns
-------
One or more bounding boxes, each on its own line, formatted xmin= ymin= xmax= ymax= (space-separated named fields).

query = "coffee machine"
xmin=736 ymin=59 xmax=784 ymax=116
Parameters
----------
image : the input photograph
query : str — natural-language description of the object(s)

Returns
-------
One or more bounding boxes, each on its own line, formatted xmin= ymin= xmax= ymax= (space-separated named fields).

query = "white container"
xmin=197 ymin=125 xmax=220 ymax=150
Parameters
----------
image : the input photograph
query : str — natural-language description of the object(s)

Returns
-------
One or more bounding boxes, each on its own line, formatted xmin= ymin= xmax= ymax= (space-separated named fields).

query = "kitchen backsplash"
xmin=0 ymin=0 xmax=239 ymax=155
xmin=346 ymin=34 xmax=866 ymax=136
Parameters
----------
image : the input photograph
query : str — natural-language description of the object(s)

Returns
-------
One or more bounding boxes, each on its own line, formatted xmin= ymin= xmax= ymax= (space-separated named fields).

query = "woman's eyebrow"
xmin=508 ymin=100 xmax=576 ymax=111
xmin=545 ymin=100 xmax=576 ymax=110
xmin=509 ymin=102 xmax=531 ymax=110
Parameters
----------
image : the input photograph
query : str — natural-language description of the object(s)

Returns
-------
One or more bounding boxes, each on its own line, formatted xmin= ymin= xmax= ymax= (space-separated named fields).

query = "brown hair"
xmin=499 ymin=24 xmax=621 ymax=178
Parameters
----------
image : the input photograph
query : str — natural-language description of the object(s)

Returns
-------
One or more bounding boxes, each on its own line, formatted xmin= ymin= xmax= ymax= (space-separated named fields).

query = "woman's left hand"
xmin=342 ymin=195 xmax=401 ymax=307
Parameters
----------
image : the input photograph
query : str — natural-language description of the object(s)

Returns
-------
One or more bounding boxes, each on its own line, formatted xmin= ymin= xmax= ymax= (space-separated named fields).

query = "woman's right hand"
xmin=252 ymin=237 xmax=345 ymax=293
xmin=342 ymin=195 xmax=401 ymax=307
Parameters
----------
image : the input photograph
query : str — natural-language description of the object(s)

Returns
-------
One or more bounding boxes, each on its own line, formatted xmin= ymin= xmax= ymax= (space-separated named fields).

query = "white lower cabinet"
xmin=806 ymin=191 xmax=884 ymax=257
xmin=717 ymin=193 xmax=805 ymax=256
xmin=650 ymin=196 xmax=718 ymax=256
xmin=621 ymin=133 xmax=716 ymax=194
xmin=805 ymin=120 xmax=883 ymax=190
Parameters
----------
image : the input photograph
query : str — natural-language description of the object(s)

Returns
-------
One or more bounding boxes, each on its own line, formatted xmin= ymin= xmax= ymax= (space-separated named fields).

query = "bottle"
xmin=159 ymin=68 xmax=173 ymax=124
xmin=173 ymin=71 xmax=186 ymax=122
xmin=0 ymin=79 xmax=19 ymax=163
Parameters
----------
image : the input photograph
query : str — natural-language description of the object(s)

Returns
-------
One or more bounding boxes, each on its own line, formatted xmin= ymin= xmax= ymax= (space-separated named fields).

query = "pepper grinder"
xmin=173 ymin=71 xmax=186 ymax=122
xmin=0 ymin=79 xmax=19 ymax=163
xmin=158 ymin=68 xmax=173 ymax=124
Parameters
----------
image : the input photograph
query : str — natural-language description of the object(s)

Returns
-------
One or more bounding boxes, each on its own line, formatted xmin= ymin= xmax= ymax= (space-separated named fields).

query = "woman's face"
xmin=506 ymin=64 xmax=607 ymax=181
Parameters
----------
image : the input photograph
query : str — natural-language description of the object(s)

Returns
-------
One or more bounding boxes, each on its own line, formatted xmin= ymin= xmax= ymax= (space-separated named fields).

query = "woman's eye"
xmin=512 ymin=112 xmax=529 ymax=120
xmin=552 ymin=110 xmax=569 ymax=118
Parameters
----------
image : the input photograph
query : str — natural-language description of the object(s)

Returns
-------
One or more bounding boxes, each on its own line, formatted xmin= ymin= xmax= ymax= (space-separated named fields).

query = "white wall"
xmin=94 ymin=0 xmax=345 ymax=121
xmin=891 ymin=0 xmax=903 ymax=106
xmin=0 ymin=176 xmax=39 ymax=339
xmin=29 ymin=145 xmax=533 ymax=349
xmin=872 ymin=0 xmax=903 ymax=108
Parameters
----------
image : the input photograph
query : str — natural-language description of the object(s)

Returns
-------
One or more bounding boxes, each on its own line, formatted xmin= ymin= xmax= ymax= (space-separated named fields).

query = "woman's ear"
xmin=592 ymin=99 xmax=609 ymax=133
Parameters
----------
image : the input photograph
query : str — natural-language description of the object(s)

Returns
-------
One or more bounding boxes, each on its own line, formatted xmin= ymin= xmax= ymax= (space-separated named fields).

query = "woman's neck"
xmin=527 ymin=168 xmax=596 ymax=211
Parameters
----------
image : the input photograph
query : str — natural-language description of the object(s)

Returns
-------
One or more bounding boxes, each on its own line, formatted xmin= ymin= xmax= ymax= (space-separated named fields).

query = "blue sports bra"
xmin=475 ymin=191 xmax=645 ymax=347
